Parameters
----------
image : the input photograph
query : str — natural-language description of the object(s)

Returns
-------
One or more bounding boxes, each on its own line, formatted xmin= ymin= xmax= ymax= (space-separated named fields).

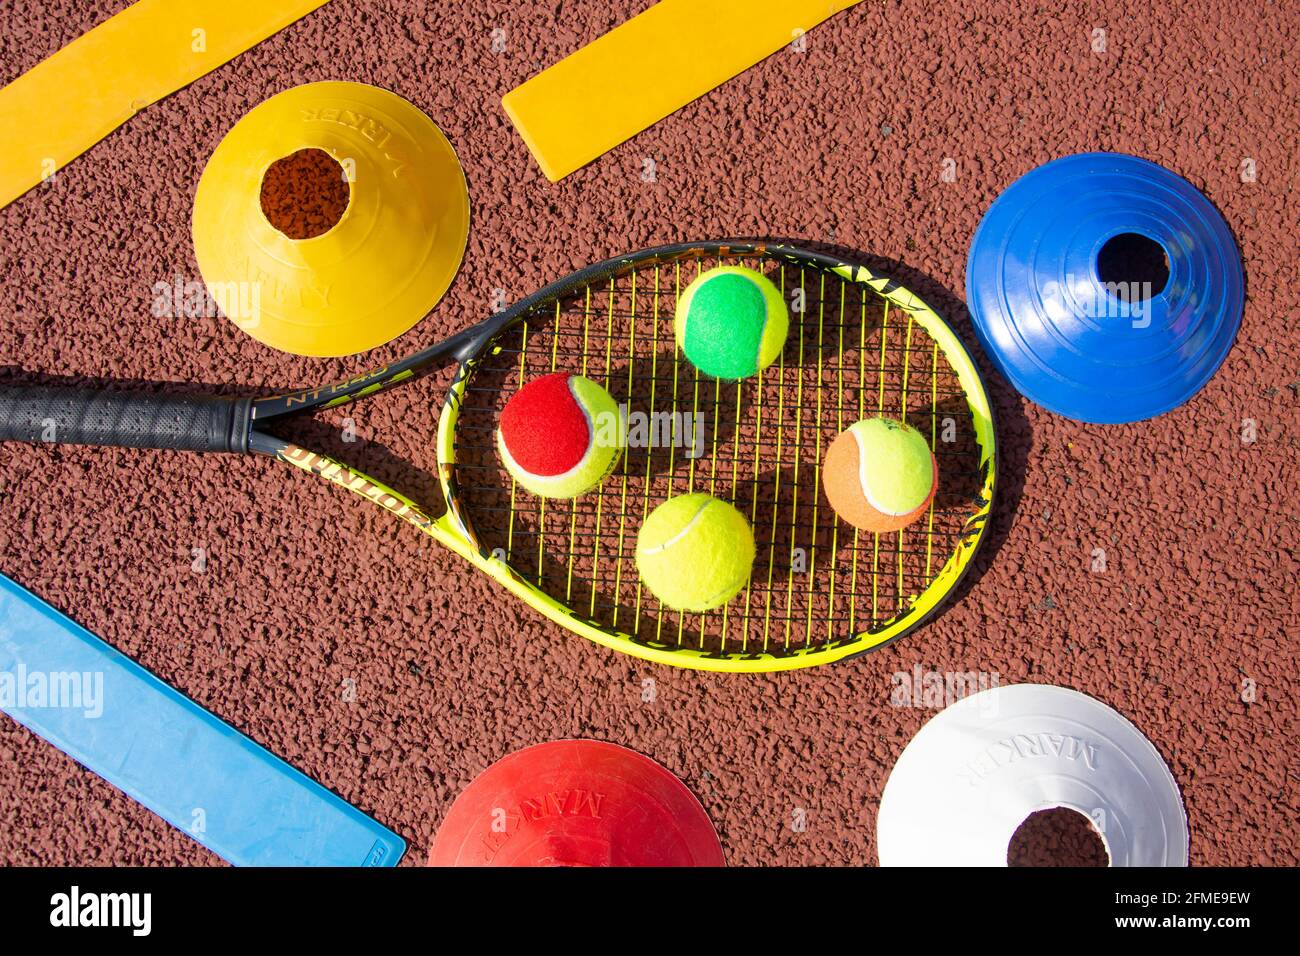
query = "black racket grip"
xmin=0 ymin=385 xmax=252 ymax=453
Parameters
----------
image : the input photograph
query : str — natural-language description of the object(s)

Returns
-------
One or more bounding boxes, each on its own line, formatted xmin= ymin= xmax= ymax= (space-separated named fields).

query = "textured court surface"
xmin=0 ymin=0 xmax=1296 ymax=866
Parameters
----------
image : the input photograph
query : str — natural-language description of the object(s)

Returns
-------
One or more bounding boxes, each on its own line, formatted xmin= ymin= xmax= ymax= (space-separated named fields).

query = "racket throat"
xmin=277 ymin=443 xmax=439 ymax=533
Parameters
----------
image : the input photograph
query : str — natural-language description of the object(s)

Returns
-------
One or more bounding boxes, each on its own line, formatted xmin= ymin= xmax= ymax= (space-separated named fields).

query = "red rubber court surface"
xmin=0 ymin=1 xmax=1296 ymax=865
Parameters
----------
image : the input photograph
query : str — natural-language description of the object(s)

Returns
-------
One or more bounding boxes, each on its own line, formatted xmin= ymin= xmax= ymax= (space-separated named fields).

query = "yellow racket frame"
xmin=278 ymin=257 xmax=996 ymax=673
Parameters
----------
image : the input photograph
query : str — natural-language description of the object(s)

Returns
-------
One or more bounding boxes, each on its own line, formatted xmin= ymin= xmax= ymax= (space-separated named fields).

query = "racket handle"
xmin=0 ymin=385 xmax=252 ymax=453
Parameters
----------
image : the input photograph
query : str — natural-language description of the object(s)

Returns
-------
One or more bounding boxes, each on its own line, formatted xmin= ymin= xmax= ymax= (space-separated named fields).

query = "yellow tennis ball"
xmin=822 ymin=417 xmax=937 ymax=533
xmin=635 ymin=493 xmax=756 ymax=611
xmin=674 ymin=265 xmax=789 ymax=379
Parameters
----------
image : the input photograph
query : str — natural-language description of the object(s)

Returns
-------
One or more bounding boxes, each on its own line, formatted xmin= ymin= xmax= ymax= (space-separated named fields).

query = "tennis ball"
xmin=636 ymin=493 xmax=755 ymax=611
xmin=674 ymin=266 xmax=789 ymax=379
xmin=497 ymin=371 xmax=623 ymax=498
xmin=822 ymin=417 xmax=938 ymax=533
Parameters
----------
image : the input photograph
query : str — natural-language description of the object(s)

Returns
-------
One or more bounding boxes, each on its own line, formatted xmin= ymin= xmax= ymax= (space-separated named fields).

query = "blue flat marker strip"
xmin=0 ymin=574 xmax=405 ymax=867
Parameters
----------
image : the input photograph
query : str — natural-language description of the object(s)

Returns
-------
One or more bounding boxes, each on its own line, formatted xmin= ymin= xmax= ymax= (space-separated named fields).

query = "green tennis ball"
xmin=636 ymin=493 xmax=755 ymax=611
xmin=822 ymin=417 xmax=938 ymax=533
xmin=674 ymin=266 xmax=789 ymax=379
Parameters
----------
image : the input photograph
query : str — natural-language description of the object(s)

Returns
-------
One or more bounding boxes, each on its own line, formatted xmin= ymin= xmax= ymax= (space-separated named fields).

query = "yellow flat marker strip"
xmin=502 ymin=0 xmax=860 ymax=181
xmin=0 ymin=0 xmax=330 ymax=210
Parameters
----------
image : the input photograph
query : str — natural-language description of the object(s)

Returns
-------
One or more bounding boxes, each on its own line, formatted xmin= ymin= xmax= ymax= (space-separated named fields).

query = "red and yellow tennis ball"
xmin=674 ymin=266 xmax=789 ymax=379
xmin=823 ymin=417 xmax=938 ymax=532
xmin=497 ymin=371 xmax=623 ymax=498
xmin=636 ymin=493 xmax=755 ymax=611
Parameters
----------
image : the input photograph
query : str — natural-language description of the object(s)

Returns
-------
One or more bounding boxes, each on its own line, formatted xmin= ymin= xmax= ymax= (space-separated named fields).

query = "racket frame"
xmin=252 ymin=240 xmax=998 ymax=672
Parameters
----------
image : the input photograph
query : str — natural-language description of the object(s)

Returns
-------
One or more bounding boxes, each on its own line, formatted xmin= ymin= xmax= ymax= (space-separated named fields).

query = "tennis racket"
xmin=0 ymin=241 xmax=996 ymax=672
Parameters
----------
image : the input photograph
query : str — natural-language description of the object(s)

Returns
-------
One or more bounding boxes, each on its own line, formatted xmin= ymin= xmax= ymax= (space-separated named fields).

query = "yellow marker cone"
xmin=192 ymin=82 xmax=469 ymax=356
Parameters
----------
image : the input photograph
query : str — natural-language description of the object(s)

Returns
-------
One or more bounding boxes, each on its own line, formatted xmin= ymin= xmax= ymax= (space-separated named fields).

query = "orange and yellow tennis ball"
xmin=497 ymin=371 xmax=623 ymax=498
xmin=822 ymin=417 xmax=938 ymax=532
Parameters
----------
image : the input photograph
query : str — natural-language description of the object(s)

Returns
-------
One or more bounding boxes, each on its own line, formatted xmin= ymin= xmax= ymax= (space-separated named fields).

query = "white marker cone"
xmin=878 ymin=684 xmax=1188 ymax=866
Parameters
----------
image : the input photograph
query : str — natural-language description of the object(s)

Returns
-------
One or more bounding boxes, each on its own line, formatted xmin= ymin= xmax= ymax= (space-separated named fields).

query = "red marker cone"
xmin=428 ymin=740 xmax=724 ymax=867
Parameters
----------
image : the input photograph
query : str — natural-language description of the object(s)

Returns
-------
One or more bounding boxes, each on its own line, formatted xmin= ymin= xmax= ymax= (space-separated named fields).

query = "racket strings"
xmin=451 ymin=254 xmax=984 ymax=657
